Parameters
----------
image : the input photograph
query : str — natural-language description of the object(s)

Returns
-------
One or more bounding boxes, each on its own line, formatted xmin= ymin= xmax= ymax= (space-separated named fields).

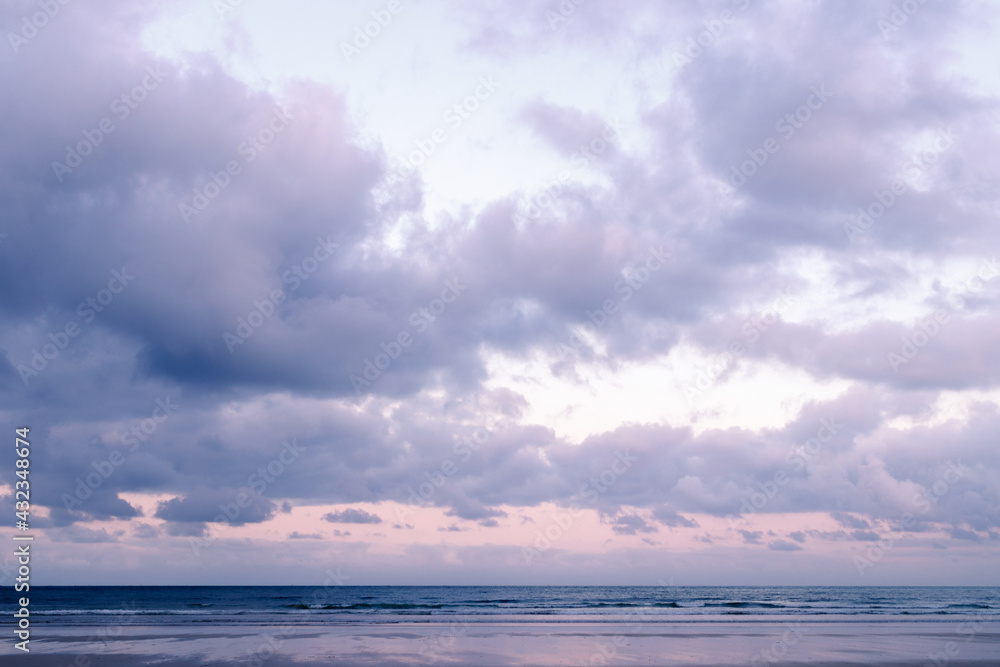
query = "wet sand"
xmin=4 ymin=619 xmax=1000 ymax=665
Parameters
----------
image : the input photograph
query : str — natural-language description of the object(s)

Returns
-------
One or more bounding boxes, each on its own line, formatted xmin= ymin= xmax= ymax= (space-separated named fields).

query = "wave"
xmin=945 ymin=603 xmax=991 ymax=609
xmin=704 ymin=602 xmax=785 ymax=609
xmin=284 ymin=602 xmax=447 ymax=611
xmin=35 ymin=609 xmax=212 ymax=616
xmin=14 ymin=586 xmax=998 ymax=622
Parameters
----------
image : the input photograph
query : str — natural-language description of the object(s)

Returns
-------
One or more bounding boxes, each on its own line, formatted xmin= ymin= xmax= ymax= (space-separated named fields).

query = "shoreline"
xmin=18 ymin=610 xmax=1000 ymax=625
xmin=4 ymin=618 xmax=999 ymax=665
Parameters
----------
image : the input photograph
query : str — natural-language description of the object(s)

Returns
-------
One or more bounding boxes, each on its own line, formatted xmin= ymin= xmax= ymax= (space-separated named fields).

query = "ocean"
xmin=4 ymin=586 xmax=997 ymax=626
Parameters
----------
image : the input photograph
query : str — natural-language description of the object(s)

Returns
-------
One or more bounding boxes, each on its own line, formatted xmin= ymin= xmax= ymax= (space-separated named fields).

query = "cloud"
xmin=165 ymin=522 xmax=207 ymax=538
xmin=155 ymin=489 xmax=277 ymax=526
xmin=322 ymin=508 xmax=383 ymax=524
xmin=48 ymin=526 xmax=123 ymax=543
xmin=850 ymin=530 xmax=882 ymax=542
xmin=0 ymin=0 xmax=998 ymax=585
xmin=519 ymin=101 xmax=619 ymax=156
xmin=652 ymin=505 xmax=698 ymax=528
xmin=132 ymin=523 xmax=160 ymax=539
xmin=949 ymin=527 xmax=982 ymax=542
xmin=610 ymin=513 xmax=657 ymax=535
xmin=768 ymin=540 xmax=803 ymax=552
xmin=832 ymin=513 xmax=872 ymax=529
xmin=52 ymin=492 xmax=143 ymax=525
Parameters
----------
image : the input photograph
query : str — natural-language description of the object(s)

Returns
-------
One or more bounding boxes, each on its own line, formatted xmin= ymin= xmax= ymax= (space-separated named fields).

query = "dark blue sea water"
xmin=3 ymin=586 xmax=997 ymax=626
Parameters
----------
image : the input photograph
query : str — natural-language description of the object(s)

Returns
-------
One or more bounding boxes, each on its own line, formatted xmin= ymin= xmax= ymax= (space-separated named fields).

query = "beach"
xmin=4 ymin=586 xmax=999 ymax=665
xmin=4 ymin=619 xmax=1000 ymax=666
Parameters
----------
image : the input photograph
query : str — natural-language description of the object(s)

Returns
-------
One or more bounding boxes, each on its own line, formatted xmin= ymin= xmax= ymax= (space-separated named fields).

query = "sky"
xmin=1 ymin=0 xmax=999 ymax=586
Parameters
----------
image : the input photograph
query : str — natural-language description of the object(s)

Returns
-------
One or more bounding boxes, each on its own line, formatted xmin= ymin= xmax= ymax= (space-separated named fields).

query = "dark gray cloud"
xmin=652 ymin=506 xmax=698 ymax=528
xmin=949 ymin=527 xmax=982 ymax=542
xmin=609 ymin=513 xmax=657 ymax=535
xmin=850 ymin=530 xmax=882 ymax=542
xmin=155 ymin=488 xmax=277 ymax=526
xmin=165 ymin=522 xmax=207 ymax=538
xmin=323 ymin=509 xmax=383 ymax=524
